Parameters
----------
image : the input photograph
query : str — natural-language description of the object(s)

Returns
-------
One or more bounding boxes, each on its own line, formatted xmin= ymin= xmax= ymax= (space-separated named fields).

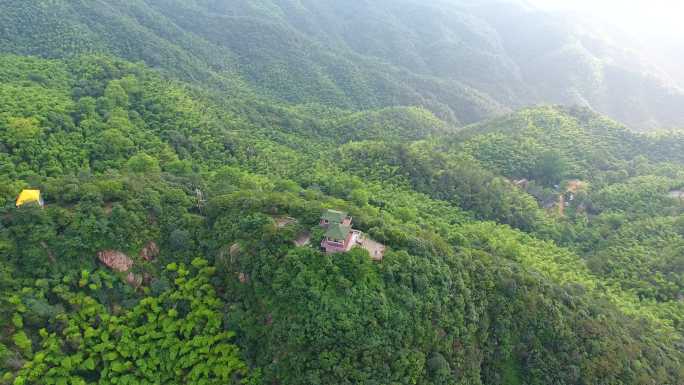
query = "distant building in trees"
xmin=319 ymin=209 xmax=385 ymax=260
xmin=513 ymin=178 xmax=530 ymax=189
xmin=669 ymin=189 xmax=684 ymax=202
xmin=16 ymin=189 xmax=44 ymax=208
xmin=556 ymin=180 xmax=588 ymax=216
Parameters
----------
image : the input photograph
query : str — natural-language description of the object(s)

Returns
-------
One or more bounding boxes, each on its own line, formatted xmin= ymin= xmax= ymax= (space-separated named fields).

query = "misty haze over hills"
xmin=1 ymin=0 xmax=684 ymax=130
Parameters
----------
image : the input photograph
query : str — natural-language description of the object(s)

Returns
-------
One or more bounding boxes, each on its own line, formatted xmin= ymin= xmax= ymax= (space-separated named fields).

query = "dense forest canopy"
xmin=0 ymin=1 xmax=683 ymax=385
xmin=2 ymin=0 xmax=684 ymax=130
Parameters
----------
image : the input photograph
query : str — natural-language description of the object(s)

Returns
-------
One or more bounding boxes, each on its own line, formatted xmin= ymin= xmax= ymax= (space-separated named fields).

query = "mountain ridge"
xmin=2 ymin=0 xmax=684 ymax=129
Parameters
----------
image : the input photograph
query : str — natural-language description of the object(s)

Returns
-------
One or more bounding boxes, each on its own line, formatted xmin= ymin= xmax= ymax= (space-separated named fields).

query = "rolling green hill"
xmin=2 ymin=0 xmax=684 ymax=129
xmin=1 ymin=2 xmax=684 ymax=385
xmin=1 ymin=52 xmax=683 ymax=385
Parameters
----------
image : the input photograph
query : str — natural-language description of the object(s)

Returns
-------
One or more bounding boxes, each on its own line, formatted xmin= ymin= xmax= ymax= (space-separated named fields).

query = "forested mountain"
xmin=0 ymin=1 xmax=683 ymax=385
xmin=2 ymin=0 xmax=684 ymax=129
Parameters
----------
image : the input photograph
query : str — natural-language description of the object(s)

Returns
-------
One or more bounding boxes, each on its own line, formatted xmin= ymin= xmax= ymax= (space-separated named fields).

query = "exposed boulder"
xmin=229 ymin=243 xmax=241 ymax=258
xmin=140 ymin=241 xmax=159 ymax=261
xmin=126 ymin=272 xmax=143 ymax=288
xmin=274 ymin=216 xmax=297 ymax=229
xmin=97 ymin=250 xmax=134 ymax=272
xmin=294 ymin=231 xmax=311 ymax=247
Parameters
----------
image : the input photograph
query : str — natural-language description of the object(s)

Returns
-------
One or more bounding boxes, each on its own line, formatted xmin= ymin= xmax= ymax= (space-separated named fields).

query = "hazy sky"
xmin=527 ymin=0 xmax=684 ymax=38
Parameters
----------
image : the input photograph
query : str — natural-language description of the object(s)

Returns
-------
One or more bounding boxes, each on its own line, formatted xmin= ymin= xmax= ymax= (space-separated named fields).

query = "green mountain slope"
xmin=0 ymin=0 xmax=505 ymax=125
xmin=451 ymin=106 xmax=681 ymax=182
xmin=1 ymin=54 xmax=683 ymax=385
xmin=151 ymin=0 xmax=684 ymax=129
xmin=1 ymin=2 xmax=684 ymax=384
xmin=334 ymin=105 xmax=684 ymax=330
xmin=2 ymin=0 xmax=684 ymax=129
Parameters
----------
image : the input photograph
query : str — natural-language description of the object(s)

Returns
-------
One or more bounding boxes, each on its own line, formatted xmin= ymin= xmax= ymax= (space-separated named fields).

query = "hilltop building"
xmin=319 ymin=209 xmax=385 ymax=260
xmin=320 ymin=210 xmax=359 ymax=253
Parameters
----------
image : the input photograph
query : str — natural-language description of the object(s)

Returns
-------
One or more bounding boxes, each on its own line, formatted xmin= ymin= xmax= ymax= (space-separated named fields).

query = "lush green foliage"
xmin=2 ymin=0 xmax=684 ymax=129
xmin=0 ymin=53 xmax=682 ymax=385
xmin=1 ymin=2 xmax=684 ymax=384
xmin=8 ymin=259 xmax=247 ymax=385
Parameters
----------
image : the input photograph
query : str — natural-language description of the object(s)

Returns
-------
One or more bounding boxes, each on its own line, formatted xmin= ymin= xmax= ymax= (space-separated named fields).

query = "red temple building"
xmin=319 ymin=209 xmax=385 ymax=260
xmin=320 ymin=209 xmax=358 ymax=253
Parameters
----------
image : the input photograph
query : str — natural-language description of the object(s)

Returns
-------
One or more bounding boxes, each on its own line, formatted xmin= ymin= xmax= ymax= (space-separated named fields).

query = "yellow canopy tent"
xmin=16 ymin=189 xmax=44 ymax=207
